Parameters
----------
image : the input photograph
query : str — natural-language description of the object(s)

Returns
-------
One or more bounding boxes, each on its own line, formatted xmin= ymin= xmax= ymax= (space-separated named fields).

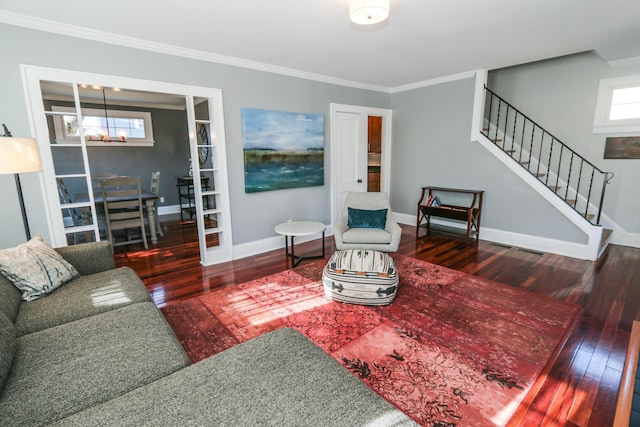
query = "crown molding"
xmin=389 ymin=70 xmax=477 ymax=93
xmin=608 ymin=55 xmax=640 ymax=68
xmin=0 ymin=11 xmax=390 ymax=93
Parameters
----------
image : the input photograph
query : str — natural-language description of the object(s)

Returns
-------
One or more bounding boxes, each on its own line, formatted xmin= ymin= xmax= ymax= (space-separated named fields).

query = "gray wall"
xmin=390 ymin=77 xmax=585 ymax=243
xmin=0 ymin=22 xmax=389 ymax=249
xmin=488 ymin=51 xmax=640 ymax=235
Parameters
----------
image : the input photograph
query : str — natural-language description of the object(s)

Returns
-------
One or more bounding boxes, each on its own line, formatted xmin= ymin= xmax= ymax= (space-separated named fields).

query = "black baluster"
xmin=586 ymin=169 xmax=595 ymax=222
xmin=553 ymin=144 xmax=563 ymax=188
xmin=564 ymin=153 xmax=574 ymax=202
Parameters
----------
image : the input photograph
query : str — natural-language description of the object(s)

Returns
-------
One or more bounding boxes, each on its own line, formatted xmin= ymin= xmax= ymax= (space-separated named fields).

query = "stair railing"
xmin=482 ymin=86 xmax=613 ymax=225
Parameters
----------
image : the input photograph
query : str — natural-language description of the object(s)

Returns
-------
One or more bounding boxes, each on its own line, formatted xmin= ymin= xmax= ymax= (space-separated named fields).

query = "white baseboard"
xmin=479 ymin=227 xmax=589 ymax=259
xmin=233 ymin=224 xmax=334 ymax=261
xmin=394 ymin=212 xmax=591 ymax=260
xmin=613 ymin=231 xmax=640 ymax=249
xmin=164 ymin=207 xmax=637 ymax=262
xmin=157 ymin=205 xmax=180 ymax=216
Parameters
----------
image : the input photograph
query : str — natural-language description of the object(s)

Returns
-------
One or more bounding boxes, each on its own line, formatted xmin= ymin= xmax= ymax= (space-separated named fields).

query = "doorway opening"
xmin=367 ymin=115 xmax=382 ymax=192
xmin=21 ymin=65 xmax=234 ymax=265
xmin=329 ymin=103 xmax=392 ymax=226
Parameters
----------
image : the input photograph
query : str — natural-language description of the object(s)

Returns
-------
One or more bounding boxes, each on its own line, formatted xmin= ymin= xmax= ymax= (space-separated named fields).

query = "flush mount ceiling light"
xmin=350 ymin=0 xmax=390 ymax=25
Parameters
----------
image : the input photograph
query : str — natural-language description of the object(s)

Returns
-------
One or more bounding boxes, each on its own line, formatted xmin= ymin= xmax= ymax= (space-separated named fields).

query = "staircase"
xmin=480 ymin=86 xmax=614 ymax=258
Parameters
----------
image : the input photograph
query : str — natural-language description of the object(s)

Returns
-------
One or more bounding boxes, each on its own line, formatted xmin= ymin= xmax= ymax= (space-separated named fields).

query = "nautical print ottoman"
xmin=322 ymin=249 xmax=398 ymax=305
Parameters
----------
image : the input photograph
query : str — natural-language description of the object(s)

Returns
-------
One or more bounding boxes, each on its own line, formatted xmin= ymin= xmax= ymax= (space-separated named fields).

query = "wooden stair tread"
xmin=601 ymin=228 xmax=614 ymax=249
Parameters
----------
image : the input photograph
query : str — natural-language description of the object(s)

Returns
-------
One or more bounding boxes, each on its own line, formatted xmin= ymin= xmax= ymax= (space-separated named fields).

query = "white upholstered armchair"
xmin=333 ymin=192 xmax=402 ymax=252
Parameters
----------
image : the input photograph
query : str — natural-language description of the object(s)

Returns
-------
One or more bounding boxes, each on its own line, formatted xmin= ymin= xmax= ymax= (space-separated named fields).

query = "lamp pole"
xmin=0 ymin=124 xmax=42 ymax=241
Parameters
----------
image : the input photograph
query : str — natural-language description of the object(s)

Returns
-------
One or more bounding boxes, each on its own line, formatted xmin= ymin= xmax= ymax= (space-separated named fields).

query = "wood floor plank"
xmin=568 ymin=299 xmax=624 ymax=425
xmin=113 ymin=219 xmax=640 ymax=426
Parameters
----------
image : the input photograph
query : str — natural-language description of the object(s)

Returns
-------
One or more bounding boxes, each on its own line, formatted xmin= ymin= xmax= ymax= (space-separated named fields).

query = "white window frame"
xmin=593 ymin=74 xmax=640 ymax=134
xmin=52 ymin=106 xmax=155 ymax=146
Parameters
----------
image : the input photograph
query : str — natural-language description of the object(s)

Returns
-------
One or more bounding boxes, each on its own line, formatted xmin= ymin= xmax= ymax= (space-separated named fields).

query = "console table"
xmin=416 ymin=186 xmax=484 ymax=240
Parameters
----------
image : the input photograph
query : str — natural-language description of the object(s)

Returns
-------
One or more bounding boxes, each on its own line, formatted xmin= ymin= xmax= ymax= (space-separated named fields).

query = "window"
xmin=52 ymin=106 xmax=155 ymax=146
xmin=609 ymin=87 xmax=640 ymax=120
xmin=593 ymin=75 xmax=640 ymax=134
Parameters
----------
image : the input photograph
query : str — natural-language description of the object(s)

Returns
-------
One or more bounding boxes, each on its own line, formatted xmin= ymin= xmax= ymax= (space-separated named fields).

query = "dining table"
xmin=74 ymin=191 xmax=160 ymax=244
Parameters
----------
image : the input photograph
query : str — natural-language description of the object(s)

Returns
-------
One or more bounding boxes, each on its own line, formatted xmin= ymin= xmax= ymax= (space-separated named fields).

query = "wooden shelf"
xmin=416 ymin=186 xmax=484 ymax=240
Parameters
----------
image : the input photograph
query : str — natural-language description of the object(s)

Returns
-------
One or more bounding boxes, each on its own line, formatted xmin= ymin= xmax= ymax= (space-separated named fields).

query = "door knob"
xmin=357 ymin=179 xmax=362 ymax=183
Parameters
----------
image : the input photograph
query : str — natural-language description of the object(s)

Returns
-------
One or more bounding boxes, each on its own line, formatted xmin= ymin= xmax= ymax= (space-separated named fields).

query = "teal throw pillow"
xmin=348 ymin=208 xmax=387 ymax=229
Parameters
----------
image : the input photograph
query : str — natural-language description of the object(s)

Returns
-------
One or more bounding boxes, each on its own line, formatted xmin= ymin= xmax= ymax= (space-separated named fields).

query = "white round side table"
xmin=274 ymin=221 xmax=326 ymax=268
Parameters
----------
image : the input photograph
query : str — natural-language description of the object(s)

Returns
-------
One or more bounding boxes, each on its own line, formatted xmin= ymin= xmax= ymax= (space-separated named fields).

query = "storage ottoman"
xmin=322 ymin=249 xmax=398 ymax=305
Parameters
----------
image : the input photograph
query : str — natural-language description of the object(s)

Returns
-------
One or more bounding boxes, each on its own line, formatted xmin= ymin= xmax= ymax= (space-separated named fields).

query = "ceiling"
xmin=2 ymin=0 xmax=640 ymax=90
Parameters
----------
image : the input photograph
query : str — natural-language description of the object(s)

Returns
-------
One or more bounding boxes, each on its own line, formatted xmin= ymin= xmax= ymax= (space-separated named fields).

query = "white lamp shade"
xmin=0 ymin=138 xmax=42 ymax=174
xmin=350 ymin=0 xmax=390 ymax=25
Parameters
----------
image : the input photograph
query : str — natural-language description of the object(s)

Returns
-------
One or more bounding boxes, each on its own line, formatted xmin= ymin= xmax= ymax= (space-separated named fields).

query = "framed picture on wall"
xmin=604 ymin=136 xmax=640 ymax=159
xmin=241 ymin=108 xmax=324 ymax=193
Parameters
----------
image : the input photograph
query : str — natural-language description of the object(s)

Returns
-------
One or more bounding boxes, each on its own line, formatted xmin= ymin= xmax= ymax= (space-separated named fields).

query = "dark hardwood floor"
xmin=114 ymin=218 xmax=640 ymax=426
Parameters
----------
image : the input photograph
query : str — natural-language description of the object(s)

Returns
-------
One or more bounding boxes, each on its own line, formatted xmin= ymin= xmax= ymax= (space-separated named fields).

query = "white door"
xmin=330 ymin=103 xmax=392 ymax=226
xmin=332 ymin=110 xmax=367 ymax=223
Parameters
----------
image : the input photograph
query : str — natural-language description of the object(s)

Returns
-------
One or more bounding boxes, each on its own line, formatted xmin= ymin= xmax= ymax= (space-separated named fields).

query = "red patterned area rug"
xmin=161 ymin=255 xmax=580 ymax=426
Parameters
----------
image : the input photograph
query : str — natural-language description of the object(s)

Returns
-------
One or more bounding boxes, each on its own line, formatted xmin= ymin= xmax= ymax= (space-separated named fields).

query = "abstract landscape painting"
xmin=241 ymin=108 xmax=324 ymax=193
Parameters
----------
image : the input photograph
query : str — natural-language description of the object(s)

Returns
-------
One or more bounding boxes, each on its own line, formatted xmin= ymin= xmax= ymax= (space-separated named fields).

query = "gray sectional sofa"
xmin=0 ymin=241 xmax=415 ymax=426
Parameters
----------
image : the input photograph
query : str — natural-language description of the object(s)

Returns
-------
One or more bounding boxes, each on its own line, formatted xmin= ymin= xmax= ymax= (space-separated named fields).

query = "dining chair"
xmin=56 ymin=178 xmax=86 ymax=244
xmin=101 ymin=176 xmax=148 ymax=250
xmin=56 ymin=179 xmax=83 ymax=228
xmin=149 ymin=171 xmax=164 ymax=237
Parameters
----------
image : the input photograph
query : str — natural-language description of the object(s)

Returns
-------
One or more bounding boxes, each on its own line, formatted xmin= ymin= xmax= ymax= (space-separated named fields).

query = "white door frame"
xmin=20 ymin=65 xmax=233 ymax=265
xmin=329 ymin=103 xmax=392 ymax=226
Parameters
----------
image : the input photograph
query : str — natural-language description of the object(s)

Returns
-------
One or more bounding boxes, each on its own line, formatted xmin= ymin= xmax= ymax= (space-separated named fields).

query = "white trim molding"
xmin=593 ymin=74 xmax=640 ymax=134
xmin=470 ymin=70 xmax=488 ymax=142
xmin=608 ymin=55 xmax=640 ymax=69
xmin=1 ymin=10 xmax=481 ymax=95
xmin=0 ymin=11 xmax=389 ymax=93
xmin=394 ymin=212 xmax=594 ymax=260
xmin=391 ymin=71 xmax=477 ymax=94
xmin=233 ymin=225 xmax=334 ymax=261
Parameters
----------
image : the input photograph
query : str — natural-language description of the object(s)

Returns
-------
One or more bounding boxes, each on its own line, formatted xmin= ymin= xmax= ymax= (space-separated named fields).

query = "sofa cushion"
xmin=15 ymin=266 xmax=152 ymax=336
xmin=0 ymin=312 xmax=16 ymax=393
xmin=342 ymin=227 xmax=392 ymax=244
xmin=54 ymin=241 xmax=115 ymax=276
xmin=0 ymin=235 xmax=79 ymax=302
xmin=0 ymin=302 xmax=190 ymax=427
xmin=53 ymin=328 xmax=415 ymax=426
xmin=0 ymin=275 xmax=22 ymax=323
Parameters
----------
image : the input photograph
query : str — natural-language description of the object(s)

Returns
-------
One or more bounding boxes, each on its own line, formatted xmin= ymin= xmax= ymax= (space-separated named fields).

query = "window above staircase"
xmin=593 ymin=74 xmax=640 ymax=134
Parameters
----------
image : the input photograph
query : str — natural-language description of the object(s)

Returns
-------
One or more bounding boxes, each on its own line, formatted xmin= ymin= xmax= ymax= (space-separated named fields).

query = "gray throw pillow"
xmin=0 ymin=235 xmax=79 ymax=302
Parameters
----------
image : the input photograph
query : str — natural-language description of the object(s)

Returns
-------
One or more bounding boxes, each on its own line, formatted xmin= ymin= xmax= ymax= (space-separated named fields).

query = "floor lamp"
xmin=0 ymin=125 xmax=42 ymax=241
